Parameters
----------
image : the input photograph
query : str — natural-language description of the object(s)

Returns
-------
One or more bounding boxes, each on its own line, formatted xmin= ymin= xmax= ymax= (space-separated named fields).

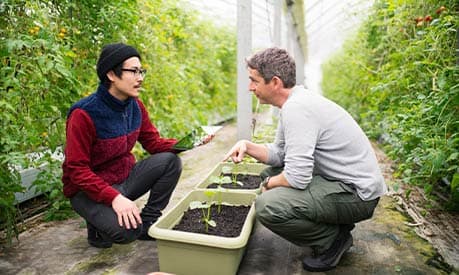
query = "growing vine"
xmin=322 ymin=0 xmax=458 ymax=210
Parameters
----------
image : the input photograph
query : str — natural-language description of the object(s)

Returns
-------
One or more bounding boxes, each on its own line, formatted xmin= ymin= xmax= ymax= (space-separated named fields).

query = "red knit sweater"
xmin=62 ymin=85 xmax=177 ymax=206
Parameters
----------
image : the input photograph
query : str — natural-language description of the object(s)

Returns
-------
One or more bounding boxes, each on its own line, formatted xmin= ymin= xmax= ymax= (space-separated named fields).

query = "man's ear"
xmin=271 ymin=76 xmax=283 ymax=89
xmin=106 ymin=70 xmax=116 ymax=82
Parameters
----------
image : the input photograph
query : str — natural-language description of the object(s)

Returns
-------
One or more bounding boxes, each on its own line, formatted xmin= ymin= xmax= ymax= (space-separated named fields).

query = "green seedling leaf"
xmin=221 ymin=176 xmax=232 ymax=184
xmin=207 ymin=220 xmax=216 ymax=227
xmin=190 ymin=200 xmax=209 ymax=210
xmin=210 ymin=175 xmax=220 ymax=182
xmin=210 ymin=175 xmax=231 ymax=185
xmin=222 ymin=166 xmax=232 ymax=174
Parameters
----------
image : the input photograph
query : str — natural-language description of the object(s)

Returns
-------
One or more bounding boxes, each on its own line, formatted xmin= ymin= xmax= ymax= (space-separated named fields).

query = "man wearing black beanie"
xmin=62 ymin=43 xmax=183 ymax=247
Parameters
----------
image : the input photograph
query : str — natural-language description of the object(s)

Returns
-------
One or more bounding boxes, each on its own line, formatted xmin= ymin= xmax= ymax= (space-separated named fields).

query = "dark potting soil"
xmin=207 ymin=174 xmax=262 ymax=190
xmin=173 ymin=204 xmax=250 ymax=237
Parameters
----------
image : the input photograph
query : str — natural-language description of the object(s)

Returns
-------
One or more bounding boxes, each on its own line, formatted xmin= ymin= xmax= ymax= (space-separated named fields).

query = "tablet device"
xmin=172 ymin=126 xmax=222 ymax=151
xmin=172 ymin=127 xmax=208 ymax=150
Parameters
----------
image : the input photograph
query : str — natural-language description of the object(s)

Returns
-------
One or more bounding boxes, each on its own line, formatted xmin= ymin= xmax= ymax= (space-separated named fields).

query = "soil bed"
xmin=173 ymin=204 xmax=250 ymax=237
xmin=207 ymin=174 xmax=261 ymax=190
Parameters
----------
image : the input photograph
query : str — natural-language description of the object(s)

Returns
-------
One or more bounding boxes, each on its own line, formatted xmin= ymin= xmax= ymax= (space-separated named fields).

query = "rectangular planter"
xmin=195 ymin=162 xmax=267 ymax=194
xmin=149 ymin=190 xmax=257 ymax=275
xmin=15 ymin=167 xmax=44 ymax=204
xmin=13 ymin=147 xmax=63 ymax=204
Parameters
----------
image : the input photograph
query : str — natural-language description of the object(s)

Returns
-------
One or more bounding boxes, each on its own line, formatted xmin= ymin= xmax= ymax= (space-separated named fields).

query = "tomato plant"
xmin=322 ymin=0 xmax=458 ymax=210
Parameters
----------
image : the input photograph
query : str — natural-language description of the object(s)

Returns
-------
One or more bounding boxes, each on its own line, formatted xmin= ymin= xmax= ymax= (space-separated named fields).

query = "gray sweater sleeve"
xmin=266 ymin=100 xmax=318 ymax=189
xmin=265 ymin=122 xmax=285 ymax=167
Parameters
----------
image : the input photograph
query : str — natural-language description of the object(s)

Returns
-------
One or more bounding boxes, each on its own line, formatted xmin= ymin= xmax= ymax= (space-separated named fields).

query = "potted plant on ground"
xmin=149 ymin=189 xmax=257 ymax=275
xmin=196 ymin=162 xmax=267 ymax=193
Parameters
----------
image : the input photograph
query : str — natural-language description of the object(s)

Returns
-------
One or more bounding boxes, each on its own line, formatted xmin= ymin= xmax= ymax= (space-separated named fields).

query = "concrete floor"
xmin=0 ymin=118 xmax=449 ymax=275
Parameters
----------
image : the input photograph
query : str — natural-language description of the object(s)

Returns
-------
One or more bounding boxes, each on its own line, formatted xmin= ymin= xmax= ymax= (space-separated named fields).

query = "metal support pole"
xmin=273 ymin=0 xmax=281 ymax=47
xmin=269 ymin=0 xmax=282 ymax=121
xmin=285 ymin=4 xmax=306 ymax=85
xmin=237 ymin=0 xmax=252 ymax=140
xmin=294 ymin=40 xmax=305 ymax=85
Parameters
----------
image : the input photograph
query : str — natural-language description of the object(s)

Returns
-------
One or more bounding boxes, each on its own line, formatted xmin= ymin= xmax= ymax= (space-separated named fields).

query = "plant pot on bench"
xmin=149 ymin=189 xmax=257 ymax=275
xmin=195 ymin=162 xmax=267 ymax=194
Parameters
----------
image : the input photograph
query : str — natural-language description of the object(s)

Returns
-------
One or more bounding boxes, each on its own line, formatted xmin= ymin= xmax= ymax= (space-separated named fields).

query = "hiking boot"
xmin=302 ymin=229 xmax=353 ymax=272
xmin=137 ymin=221 xmax=156 ymax=241
xmin=87 ymin=223 xmax=113 ymax=248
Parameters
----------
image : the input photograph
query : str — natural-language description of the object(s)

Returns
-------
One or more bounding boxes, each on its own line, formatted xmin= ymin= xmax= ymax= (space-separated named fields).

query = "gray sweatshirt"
xmin=265 ymin=86 xmax=387 ymax=201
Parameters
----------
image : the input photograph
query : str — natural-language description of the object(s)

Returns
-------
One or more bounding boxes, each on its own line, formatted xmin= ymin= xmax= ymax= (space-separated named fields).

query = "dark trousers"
xmin=256 ymin=167 xmax=379 ymax=252
xmin=70 ymin=152 xmax=182 ymax=244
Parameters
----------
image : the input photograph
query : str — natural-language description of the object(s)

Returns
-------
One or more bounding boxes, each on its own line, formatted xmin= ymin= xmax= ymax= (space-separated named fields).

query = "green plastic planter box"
xmin=195 ymin=162 xmax=267 ymax=194
xmin=149 ymin=190 xmax=257 ymax=275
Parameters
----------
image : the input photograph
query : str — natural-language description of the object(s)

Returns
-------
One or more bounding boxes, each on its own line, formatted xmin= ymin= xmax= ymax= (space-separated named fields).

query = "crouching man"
xmin=62 ymin=43 xmax=182 ymax=247
xmin=224 ymin=47 xmax=387 ymax=271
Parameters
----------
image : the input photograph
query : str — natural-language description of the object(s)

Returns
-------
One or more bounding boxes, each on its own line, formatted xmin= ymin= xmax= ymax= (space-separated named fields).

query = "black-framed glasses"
xmin=121 ymin=68 xmax=147 ymax=77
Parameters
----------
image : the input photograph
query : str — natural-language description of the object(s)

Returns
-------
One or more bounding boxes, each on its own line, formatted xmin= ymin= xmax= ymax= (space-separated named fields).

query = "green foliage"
xmin=0 ymin=165 xmax=22 ymax=245
xmin=0 ymin=0 xmax=236 ymax=244
xmin=322 ymin=0 xmax=458 ymax=208
xmin=131 ymin=0 xmax=237 ymax=137
xmin=33 ymin=159 xmax=75 ymax=221
xmin=449 ymin=173 xmax=459 ymax=211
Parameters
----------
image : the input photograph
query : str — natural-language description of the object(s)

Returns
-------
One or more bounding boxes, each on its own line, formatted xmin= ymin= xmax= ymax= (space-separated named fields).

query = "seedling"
xmin=230 ymin=173 xmax=244 ymax=186
xmin=209 ymin=174 xmax=232 ymax=187
xmin=189 ymin=190 xmax=221 ymax=232
xmin=222 ymin=165 xmax=244 ymax=187
xmin=214 ymin=186 xmax=224 ymax=213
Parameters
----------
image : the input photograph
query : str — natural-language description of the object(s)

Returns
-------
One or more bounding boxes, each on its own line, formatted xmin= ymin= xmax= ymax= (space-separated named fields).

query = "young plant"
xmin=231 ymin=173 xmax=244 ymax=187
xmin=222 ymin=165 xmax=244 ymax=187
xmin=208 ymin=188 xmax=225 ymax=213
xmin=209 ymin=174 xmax=232 ymax=187
xmin=189 ymin=190 xmax=219 ymax=232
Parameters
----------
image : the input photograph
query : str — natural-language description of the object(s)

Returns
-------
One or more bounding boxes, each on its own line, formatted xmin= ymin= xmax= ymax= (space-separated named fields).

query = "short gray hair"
xmin=246 ymin=47 xmax=296 ymax=88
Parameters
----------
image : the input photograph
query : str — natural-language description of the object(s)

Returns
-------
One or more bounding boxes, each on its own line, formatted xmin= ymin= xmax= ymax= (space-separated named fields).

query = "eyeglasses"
xmin=121 ymin=68 xmax=147 ymax=77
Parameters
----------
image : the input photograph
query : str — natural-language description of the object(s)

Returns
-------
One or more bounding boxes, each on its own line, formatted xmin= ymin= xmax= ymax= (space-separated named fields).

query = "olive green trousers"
xmin=256 ymin=167 xmax=379 ymax=252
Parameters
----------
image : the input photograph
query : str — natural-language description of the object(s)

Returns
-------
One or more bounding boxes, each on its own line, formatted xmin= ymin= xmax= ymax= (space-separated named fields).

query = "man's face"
xmin=108 ymin=57 xmax=144 ymax=101
xmin=248 ymin=68 xmax=272 ymax=104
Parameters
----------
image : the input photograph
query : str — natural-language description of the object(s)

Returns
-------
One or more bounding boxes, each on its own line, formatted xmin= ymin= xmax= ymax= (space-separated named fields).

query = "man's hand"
xmin=200 ymin=134 xmax=215 ymax=146
xmin=112 ymin=194 xmax=142 ymax=229
xmin=223 ymin=140 xmax=247 ymax=163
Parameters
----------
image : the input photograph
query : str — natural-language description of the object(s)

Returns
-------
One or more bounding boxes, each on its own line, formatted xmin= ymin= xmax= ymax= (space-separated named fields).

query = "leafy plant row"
xmin=0 ymin=0 xmax=236 ymax=245
xmin=322 ymin=0 xmax=458 ymax=210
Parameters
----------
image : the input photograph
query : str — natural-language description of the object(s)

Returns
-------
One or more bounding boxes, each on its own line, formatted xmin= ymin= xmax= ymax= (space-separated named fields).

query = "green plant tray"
xmin=149 ymin=190 xmax=257 ymax=275
xmin=195 ymin=162 xmax=268 ymax=194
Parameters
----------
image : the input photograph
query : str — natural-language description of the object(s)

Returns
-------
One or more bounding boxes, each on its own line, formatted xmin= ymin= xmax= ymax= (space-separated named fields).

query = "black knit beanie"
xmin=96 ymin=43 xmax=141 ymax=81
